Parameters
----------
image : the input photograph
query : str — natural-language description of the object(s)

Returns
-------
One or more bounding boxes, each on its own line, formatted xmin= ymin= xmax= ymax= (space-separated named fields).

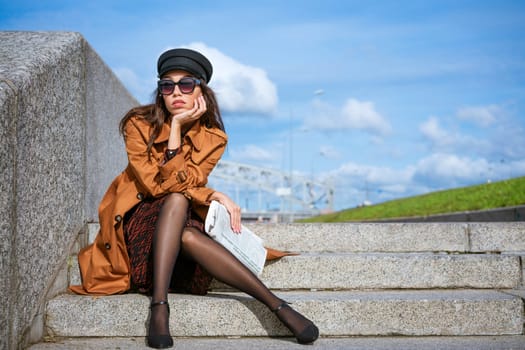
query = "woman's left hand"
xmin=210 ymin=191 xmax=242 ymax=233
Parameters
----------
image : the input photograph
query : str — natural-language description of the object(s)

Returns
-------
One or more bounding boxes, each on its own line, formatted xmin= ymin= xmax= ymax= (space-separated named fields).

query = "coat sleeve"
xmin=124 ymin=118 xmax=226 ymax=202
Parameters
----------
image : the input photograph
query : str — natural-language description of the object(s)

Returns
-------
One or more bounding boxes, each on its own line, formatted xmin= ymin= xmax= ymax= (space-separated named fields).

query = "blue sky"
xmin=2 ymin=0 xmax=524 ymax=212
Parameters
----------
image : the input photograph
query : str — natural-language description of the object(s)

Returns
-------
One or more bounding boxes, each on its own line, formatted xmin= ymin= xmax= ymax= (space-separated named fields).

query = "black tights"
xmin=149 ymin=193 xmax=310 ymax=338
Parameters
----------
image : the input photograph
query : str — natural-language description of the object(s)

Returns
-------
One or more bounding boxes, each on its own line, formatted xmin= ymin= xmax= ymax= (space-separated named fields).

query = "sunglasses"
xmin=157 ymin=77 xmax=201 ymax=95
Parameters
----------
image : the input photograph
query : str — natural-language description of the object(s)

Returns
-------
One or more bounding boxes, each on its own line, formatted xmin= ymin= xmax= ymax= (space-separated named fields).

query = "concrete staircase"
xmin=28 ymin=222 xmax=525 ymax=349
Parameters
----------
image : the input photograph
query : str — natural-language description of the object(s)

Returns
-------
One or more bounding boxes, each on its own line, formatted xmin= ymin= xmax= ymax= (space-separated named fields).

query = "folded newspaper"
xmin=205 ymin=200 xmax=267 ymax=276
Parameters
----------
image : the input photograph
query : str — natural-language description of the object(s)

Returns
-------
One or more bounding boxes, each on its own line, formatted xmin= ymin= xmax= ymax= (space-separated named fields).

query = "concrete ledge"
xmin=247 ymin=222 xmax=469 ymax=252
xmin=469 ymin=222 xmax=525 ymax=252
xmin=252 ymin=222 xmax=525 ymax=253
xmin=83 ymin=222 xmax=471 ymax=252
xmin=0 ymin=31 xmax=137 ymax=350
xmin=68 ymin=252 xmax=521 ymax=291
xmin=219 ymin=253 xmax=521 ymax=290
xmin=81 ymin=222 xmax=525 ymax=253
xmin=26 ymin=335 xmax=525 ymax=350
xmin=0 ymin=31 xmax=86 ymax=350
xmin=45 ymin=290 xmax=523 ymax=337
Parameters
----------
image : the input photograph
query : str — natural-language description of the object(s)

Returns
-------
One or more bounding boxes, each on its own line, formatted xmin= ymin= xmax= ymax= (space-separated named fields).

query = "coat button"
xmin=105 ymin=243 xmax=111 ymax=250
xmin=137 ymin=192 xmax=144 ymax=200
xmin=115 ymin=215 xmax=122 ymax=223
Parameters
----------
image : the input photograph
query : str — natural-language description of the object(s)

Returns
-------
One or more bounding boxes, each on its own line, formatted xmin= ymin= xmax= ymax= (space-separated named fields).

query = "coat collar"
xmin=155 ymin=121 xmax=204 ymax=151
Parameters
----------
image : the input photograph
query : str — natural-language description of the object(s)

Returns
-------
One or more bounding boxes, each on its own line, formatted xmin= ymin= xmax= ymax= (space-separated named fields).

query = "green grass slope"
xmin=301 ymin=176 xmax=525 ymax=223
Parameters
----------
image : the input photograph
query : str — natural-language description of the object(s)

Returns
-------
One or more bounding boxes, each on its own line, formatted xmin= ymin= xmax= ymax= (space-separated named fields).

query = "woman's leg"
xmin=180 ymin=228 xmax=318 ymax=343
xmin=149 ymin=193 xmax=189 ymax=340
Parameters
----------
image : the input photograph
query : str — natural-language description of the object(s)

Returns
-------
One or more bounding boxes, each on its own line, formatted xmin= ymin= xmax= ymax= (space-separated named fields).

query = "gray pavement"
xmin=27 ymin=336 xmax=525 ymax=350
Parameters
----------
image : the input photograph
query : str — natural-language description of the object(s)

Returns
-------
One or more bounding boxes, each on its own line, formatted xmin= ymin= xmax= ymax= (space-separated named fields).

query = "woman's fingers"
xmin=172 ymin=96 xmax=207 ymax=125
xmin=229 ymin=204 xmax=242 ymax=233
xmin=217 ymin=192 xmax=242 ymax=234
xmin=197 ymin=95 xmax=207 ymax=115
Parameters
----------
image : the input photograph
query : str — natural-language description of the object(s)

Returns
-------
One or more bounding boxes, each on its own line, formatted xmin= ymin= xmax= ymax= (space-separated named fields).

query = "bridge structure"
xmin=209 ymin=160 xmax=334 ymax=222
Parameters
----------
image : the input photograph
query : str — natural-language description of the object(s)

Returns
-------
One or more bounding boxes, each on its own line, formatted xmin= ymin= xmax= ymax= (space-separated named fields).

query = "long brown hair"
xmin=119 ymin=80 xmax=225 ymax=155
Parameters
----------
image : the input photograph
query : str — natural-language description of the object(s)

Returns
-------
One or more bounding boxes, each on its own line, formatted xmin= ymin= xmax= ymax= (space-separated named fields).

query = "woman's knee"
xmin=162 ymin=192 xmax=189 ymax=212
xmin=181 ymin=228 xmax=204 ymax=248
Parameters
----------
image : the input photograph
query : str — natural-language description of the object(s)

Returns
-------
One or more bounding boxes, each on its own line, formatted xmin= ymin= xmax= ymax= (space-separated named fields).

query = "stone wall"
xmin=0 ymin=31 xmax=136 ymax=349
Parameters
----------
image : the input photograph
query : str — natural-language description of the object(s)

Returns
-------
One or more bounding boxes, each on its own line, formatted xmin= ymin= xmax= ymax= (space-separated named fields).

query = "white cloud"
xmin=325 ymin=161 xmax=418 ymax=206
xmin=457 ymin=105 xmax=500 ymax=127
xmin=186 ymin=42 xmax=278 ymax=115
xmin=414 ymin=153 xmax=490 ymax=185
xmin=419 ymin=116 xmax=491 ymax=154
xmin=419 ymin=116 xmax=446 ymax=142
xmin=305 ymin=98 xmax=391 ymax=136
xmin=230 ymin=144 xmax=274 ymax=162
xmin=341 ymin=99 xmax=392 ymax=135
xmin=322 ymin=151 xmax=525 ymax=209
xmin=334 ymin=161 xmax=414 ymax=188
xmin=419 ymin=116 xmax=456 ymax=146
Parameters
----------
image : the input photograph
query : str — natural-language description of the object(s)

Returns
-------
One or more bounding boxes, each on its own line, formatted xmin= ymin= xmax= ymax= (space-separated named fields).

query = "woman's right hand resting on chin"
xmin=167 ymin=96 xmax=207 ymax=150
xmin=170 ymin=95 xmax=207 ymax=128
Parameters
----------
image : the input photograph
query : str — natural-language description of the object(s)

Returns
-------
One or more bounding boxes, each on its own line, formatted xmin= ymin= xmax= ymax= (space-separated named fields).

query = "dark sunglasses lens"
xmin=178 ymin=78 xmax=196 ymax=93
xmin=158 ymin=81 xmax=175 ymax=95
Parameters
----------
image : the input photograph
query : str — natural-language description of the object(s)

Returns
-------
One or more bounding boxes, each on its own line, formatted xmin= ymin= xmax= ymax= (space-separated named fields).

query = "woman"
xmin=71 ymin=48 xmax=318 ymax=348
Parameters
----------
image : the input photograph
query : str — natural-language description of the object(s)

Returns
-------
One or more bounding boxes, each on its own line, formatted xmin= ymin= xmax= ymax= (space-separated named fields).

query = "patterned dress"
xmin=123 ymin=195 xmax=213 ymax=295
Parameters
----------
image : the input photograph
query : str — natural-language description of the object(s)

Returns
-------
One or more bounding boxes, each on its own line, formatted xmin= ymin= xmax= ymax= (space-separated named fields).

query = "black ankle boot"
xmin=147 ymin=301 xmax=173 ymax=349
xmin=272 ymin=302 xmax=319 ymax=344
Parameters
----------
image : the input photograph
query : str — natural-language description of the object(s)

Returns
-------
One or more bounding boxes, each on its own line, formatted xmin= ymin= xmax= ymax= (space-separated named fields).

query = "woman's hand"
xmin=167 ymin=96 xmax=207 ymax=150
xmin=210 ymin=191 xmax=242 ymax=233
xmin=171 ymin=95 xmax=207 ymax=128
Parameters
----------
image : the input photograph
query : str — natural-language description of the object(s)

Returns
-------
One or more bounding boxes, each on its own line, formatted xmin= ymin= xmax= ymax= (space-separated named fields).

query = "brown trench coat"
xmin=70 ymin=116 xmax=288 ymax=295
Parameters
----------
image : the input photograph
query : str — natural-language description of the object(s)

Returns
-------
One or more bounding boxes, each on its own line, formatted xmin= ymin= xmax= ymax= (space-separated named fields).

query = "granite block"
xmin=9 ymin=32 xmax=86 ymax=350
xmin=45 ymin=291 xmax=523 ymax=337
xmin=0 ymin=31 xmax=138 ymax=349
xmin=84 ymin=41 xmax=136 ymax=222
xmin=469 ymin=222 xmax=525 ymax=252
xmin=246 ymin=222 xmax=469 ymax=252
xmin=0 ymin=78 xmax=17 ymax=350
xmin=214 ymin=253 xmax=520 ymax=290
xmin=68 ymin=251 xmax=521 ymax=291
xmin=85 ymin=222 xmax=525 ymax=254
xmin=87 ymin=223 xmax=99 ymax=246
xmin=68 ymin=256 xmax=82 ymax=287
xmin=24 ymin=335 xmax=525 ymax=350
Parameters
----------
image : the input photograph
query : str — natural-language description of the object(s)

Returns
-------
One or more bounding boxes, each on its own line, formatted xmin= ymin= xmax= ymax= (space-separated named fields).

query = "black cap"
xmin=157 ymin=48 xmax=213 ymax=82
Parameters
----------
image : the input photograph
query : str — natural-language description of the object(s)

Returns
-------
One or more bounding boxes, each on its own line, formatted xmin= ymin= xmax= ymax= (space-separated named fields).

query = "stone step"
xmin=25 ymin=335 xmax=525 ymax=350
xmin=249 ymin=222 xmax=525 ymax=253
xmin=45 ymin=290 xmax=523 ymax=338
xmin=83 ymin=222 xmax=525 ymax=253
xmin=68 ymin=252 xmax=522 ymax=290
